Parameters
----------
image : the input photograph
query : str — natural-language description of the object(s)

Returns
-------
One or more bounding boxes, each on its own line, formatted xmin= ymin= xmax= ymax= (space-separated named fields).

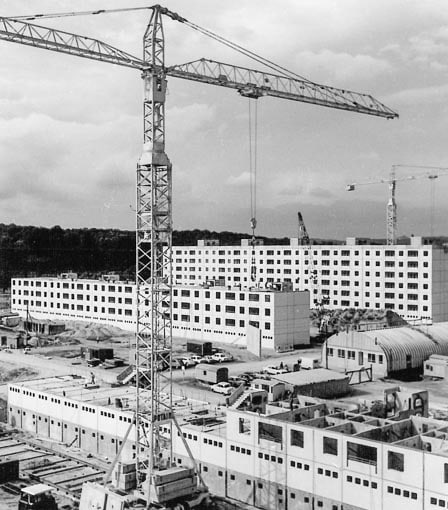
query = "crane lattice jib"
xmin=0 ymin=17 xmax=143 ymax=68
xmin=0 ymin=6 xmax=398 ymax=505
xmin=0 ymin=18 xmax=398 ymax=119
xmin=168 ymin=59 xmax=398 ymax=118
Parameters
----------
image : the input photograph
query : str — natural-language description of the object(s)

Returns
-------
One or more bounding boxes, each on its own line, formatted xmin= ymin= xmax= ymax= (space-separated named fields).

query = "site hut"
xmin=250 ymin=379 xmax=285 ymax=402
xmin=80 ymin=347 xmax=114 ymax=362
xmin=271 ymin=369 xmax=350 ymax=399
xmin=322 ymin=322 xmax=448 ymax=379
xmin=11 ymin=276 xmax=310 ymax=351
xmin=424 ymin=354 xmax=448 ymax=379
xmin=172 ymin=235 xmax=448 ymax=323
xmin=195 ymin=364 xmax=228 ymax=385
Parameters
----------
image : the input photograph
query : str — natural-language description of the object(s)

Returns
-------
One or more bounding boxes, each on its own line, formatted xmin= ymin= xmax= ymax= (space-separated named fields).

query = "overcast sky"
xmin=1 ymin=0 xmax=448 ymax=239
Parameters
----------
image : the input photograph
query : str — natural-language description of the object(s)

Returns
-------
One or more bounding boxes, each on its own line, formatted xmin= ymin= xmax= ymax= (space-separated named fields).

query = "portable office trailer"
xmin=424 ymin=354 xmax=448 ymax=379
xmin=195 ymin=364 xmax=228 ymax=384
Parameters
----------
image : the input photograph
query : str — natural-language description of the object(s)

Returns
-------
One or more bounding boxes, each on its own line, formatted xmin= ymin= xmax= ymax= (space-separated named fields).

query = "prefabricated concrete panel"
xmin=247 ymin=325 xmax=262 ymax=357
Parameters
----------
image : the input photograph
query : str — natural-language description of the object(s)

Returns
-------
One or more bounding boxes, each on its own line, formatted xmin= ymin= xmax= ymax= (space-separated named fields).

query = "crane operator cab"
xmin=18 ymin=484 xmax=58 ymax=510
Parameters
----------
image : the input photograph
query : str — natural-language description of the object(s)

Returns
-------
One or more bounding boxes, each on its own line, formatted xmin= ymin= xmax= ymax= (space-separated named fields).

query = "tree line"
xmin=0 ymin=224 xmax=347 ymax=290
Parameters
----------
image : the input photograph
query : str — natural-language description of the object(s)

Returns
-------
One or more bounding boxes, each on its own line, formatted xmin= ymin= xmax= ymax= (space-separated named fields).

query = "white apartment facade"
xmin=8 ymin=377 xmax=448 ymax=510
xmin=10 ymin=276 xmax=309 ymax=350
xmin=172 ymin=236 xmax=448 ymax=322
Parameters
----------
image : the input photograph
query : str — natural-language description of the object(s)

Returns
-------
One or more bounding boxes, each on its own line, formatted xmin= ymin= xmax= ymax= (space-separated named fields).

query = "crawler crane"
xmin=0 ymin=5 xmax=398 ymax=509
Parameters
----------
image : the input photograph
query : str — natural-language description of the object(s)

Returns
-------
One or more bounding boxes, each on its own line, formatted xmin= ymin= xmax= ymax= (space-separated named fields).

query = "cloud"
xmin=295 ymin=50 xmax=392 ymax=84
xmin=227 ymin=172 xmax=251 ymax=186
xmin=385 ymin=84 xmax=448 ymax=105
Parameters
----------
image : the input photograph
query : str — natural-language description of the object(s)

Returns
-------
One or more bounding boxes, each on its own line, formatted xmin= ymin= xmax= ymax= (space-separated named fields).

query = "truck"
xmin=186 ymin=341 xmax=212 ymax=356
xmin=299 ymin=356 xmax=321 ymax=370
xmin=18 ymin=484 xmax=58 ymax=510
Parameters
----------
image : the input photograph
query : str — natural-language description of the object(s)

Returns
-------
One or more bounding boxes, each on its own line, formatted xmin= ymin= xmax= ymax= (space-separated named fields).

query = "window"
xmin=323 ymin=436 xmax=338 ymax=456
xmin=290 ymin=429 xmax=304 ymax=448
xmin=258 ymin=422 xmax=282 ymax=443
xmin=347 ymin=442 xmax=377 ymax=466
xmin=444 ymin=463 xmax=448 ymax=483
xmin=388 ymin=451 xmax=404 ymax=472
xmin=239 ymin=418 xmax=251 ymax=434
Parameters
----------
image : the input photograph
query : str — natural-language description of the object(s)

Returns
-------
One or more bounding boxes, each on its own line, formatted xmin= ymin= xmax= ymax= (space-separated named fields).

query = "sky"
xmin=1 ymin=0 xmax=448 ymax=239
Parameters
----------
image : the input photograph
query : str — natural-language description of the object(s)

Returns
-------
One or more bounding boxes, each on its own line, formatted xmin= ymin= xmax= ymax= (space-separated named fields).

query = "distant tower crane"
xmin=0 ymin=5 xmax=397 ymax=508
xmin=347 ymin=164 xmax=448 ymax=244
xmin=297 ymin=211 xmax=328 ymax=308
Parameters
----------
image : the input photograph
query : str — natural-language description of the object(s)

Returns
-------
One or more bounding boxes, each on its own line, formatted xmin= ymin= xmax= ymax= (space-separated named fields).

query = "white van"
xmin=299 ymin=357 xmax=320 ymax=370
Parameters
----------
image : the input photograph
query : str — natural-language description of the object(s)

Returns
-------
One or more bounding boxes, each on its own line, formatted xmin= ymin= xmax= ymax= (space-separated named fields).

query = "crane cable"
xmin=8 ymin=6 xmax=157 ymax=21
xmin=9 ymin=5 xmax=316 ymax=85
xmin=249 ymin=98 xmax=259 ymax=283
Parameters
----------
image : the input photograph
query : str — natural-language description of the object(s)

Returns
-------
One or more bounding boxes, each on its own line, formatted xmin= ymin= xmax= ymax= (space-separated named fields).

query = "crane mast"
xmin=386 ymin=165 xmax=397 ymax=245
xmin=136 ymin=6 xmax=172 ymax=488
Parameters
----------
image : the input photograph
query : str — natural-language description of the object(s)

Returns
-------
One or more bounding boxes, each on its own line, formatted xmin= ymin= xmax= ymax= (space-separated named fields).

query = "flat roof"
xmin=272 ymin=368 xmax=348 ymax=386
xmin=22 ymin=484 xmax=53 ymax=495
xmin=9 ymin=375 xmax=216 ymax=423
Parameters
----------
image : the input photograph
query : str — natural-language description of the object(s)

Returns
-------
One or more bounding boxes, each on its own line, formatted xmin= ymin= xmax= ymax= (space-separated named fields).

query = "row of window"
xmin=317 ymin=467 xmax=338 ymax=478
xmin=431 ymin=497 xmax=448 ymax=507
xmin=327 ymin=348 xmax=384 ymax=364
xmin=230 ymin=444 xmax=251 ymax=455
xmin=174 ymin=314 xmax=269 ymax=329
xmin=257 ymin=452 xmax=282 ymax=463
xmin=387 ymin=485 xmax=418 ymax=499
xmin=346 ymin=475 xmax=377 ymax=488
xmin=174 ymin=248 xmax=429 ymax=257
xmin=13 ymin=279 xmax=133 ymax=293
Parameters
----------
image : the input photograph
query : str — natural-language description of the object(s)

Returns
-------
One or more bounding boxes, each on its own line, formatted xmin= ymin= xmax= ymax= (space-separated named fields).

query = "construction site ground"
xmin=0 ymin=319 xmax=447 ymax=413
xmin=0 ymin=428 xmax=106 ymax=510
xmin=0 ymin=319 xmax=448 ymax=507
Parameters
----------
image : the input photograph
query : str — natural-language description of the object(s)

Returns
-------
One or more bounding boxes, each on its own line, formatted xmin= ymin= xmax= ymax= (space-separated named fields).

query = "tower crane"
xmin=0 ymin=6 xmax=398 ymax=509
xmin=297 ymin=212 xmax=329 ymax=308
xmin=347 ymin=164 xmax=448 ymax=244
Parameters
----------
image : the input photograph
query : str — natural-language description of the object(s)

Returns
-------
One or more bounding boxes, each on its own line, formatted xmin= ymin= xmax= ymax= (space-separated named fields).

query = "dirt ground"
xmin=1 ymin=319 xmax=448 ymax=417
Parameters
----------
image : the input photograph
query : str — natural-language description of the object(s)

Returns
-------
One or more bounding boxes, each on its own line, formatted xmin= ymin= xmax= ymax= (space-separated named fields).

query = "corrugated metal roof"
xmin=327 ymin=323 xmax=448 ymax=372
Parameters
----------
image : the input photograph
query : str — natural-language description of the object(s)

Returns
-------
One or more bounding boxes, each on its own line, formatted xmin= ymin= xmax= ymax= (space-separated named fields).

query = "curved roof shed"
xmin=325 ymin=323 xmax=448 ymax=374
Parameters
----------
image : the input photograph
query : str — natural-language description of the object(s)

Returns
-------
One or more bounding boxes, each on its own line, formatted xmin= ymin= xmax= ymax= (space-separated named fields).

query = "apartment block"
xmin=172 ymin=236 xmax=448 ymax=322
xmin=10 ymin=276 xmax=309 ymax=350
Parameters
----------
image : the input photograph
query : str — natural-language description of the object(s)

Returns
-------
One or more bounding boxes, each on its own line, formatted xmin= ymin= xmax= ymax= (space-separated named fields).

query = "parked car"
xmin=212 ymin=352 xmax=234 ymax=363
xmin=228 ymin=376 xmax=246 ymax=387
xmin=171 ymin=358 xmax=184 ymax=369
xmin=199 ymin=355 xmax=217 ymax=364
xmin=23 ymin=347 xmax=31 ymax=354
xmin=239 ymin=372 xmax=256 ymax=384
xmin=263 ymin=364 xmax=289 ymax=375
xmin=211 ymin=381 xmax=233 ymax=395
xmin=179 ymin=356 xmax=196 ymax=367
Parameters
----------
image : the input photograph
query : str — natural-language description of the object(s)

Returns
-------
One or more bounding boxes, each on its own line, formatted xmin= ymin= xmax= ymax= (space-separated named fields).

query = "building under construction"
xmin=9 ymin=376 xmax=448 ymax=510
